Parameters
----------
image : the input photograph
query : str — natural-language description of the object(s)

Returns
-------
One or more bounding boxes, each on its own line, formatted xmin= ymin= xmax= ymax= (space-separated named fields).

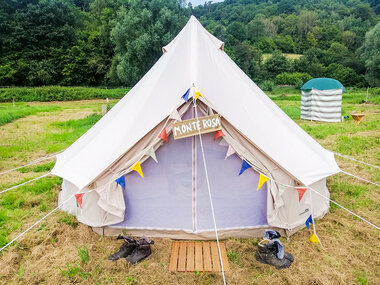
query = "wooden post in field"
xmin=101 ymin=104 xmax=107 ymax=116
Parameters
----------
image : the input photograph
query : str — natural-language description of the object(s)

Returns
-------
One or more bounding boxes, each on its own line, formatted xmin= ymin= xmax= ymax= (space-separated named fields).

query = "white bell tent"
xmin=51 ymin=16 xmax=341 ymax=239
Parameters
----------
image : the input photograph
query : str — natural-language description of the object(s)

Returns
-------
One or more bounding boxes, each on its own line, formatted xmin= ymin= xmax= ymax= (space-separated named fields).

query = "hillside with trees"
xmin=0 ymin=0 xmax=378 ymax=87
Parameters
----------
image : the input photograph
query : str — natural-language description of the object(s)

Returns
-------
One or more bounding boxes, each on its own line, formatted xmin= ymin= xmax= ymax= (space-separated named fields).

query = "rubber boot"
xmin=108 ymin=236 xmax=137 ymax=261
xmin=255 ymin=240 xmax=292 ymax=269
xmin=126 ymin=236 xmax=154 ymax=264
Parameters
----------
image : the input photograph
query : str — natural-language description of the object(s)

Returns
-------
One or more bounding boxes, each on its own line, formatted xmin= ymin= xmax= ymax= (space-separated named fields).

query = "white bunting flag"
xmin=145 ymin=146 xmax=158 ymax=163
xmin=225 ymin=145 xmax=236 ymax=160
xmin=219 ymin=138 xmax=229 ymax=146
xmin=169 ymin=109 xmax=182 ymax=121
xmin=278 ymin=184 xmax=286 ymax=196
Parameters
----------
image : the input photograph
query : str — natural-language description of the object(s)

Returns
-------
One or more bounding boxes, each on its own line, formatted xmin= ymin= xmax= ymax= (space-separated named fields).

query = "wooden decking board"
xmin=177 ymin=242 xmax=187 ymax=271
xmin=169 ymin=241 xmax=229 ymax=272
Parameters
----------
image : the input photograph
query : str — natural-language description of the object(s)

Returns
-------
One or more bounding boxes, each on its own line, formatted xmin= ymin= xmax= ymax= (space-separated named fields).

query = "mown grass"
xmin=0 ymin=103 xmax=60 ymax=125
xmin=0 ymin=87 xmax=378 ymax=284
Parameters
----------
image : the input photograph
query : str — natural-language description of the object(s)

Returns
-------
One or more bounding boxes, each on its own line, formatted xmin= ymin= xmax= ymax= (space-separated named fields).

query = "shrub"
xmin=260 ymin=80 xmax=275 ymax=92
xmin=0 ymin=86 xmax=130 ymax=102
xmin=275 ymin=72 xmax=312 ymax=86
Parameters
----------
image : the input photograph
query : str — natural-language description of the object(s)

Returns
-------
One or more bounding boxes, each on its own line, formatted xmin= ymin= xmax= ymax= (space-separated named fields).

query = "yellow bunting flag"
xmin=131 ymin=161 xmax=144 ymax=178
xmin=194 ymin=88 xmax=203 ymax=100
xmin=309 ymin=233 xmax=320 ymax=243
xmin=257 ymin=173 xmax=269 ymax=191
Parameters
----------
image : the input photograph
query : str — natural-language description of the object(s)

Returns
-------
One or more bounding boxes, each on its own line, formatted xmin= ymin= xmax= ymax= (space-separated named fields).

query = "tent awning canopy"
xmin=301 ymin=78 xmax=346 ymax=92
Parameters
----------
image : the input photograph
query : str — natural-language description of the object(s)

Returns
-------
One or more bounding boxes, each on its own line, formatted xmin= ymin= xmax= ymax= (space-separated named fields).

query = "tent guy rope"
xmin=0 ymin=173 xmax=50 ymax=194
xmin=340 ymin=170 xmax=380 ymax=187
xmin=0 ymin=150 xmax=64 ymax=176
xmin=193 ymin=95 xmax=227 ymax=285
xmin=329 ymin=150 xmax=380 ymax=169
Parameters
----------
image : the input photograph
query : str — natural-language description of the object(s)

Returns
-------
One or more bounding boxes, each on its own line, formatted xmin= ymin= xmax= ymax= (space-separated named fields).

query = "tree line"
xmin=0 ymin=0 xmax=378 ymax=88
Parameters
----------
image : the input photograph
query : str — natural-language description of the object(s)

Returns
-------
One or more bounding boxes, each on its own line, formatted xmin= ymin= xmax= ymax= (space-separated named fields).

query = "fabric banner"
xmin=75 ymin=193 xmax=84 ymax=208
xmin=131 ymin=161 xmax=144 ymax=178
xmin=239 ymin=160 xmax=251 ymax=176
xmin=225 ymin=145 xmax=236 ymax=160
xmin=159 ymin=128 xmax=169 ymax=143
xmin=144 ymin=146 xmax=158 ymax=163
xmin=296 ymin=187 xmax=307 ymax=201
xmin=309 ymin=233 xmax=320 ymax=243
xmin=213 ymin=130 xmax=225 ymax=141
xmin=115 ymin=175 xmax=126 ymax=189
xmin=182 ymin=88 xmax=190 ymax=102
xmin=257 ymin=173 xmax=269 ymax=191
xmin=195 ymin=88 xmax=203 ymax=100
xmin=169 ymin=109 xmax=182 ymax=121
xmin=305 ymin=215 xmax=313 ymax=229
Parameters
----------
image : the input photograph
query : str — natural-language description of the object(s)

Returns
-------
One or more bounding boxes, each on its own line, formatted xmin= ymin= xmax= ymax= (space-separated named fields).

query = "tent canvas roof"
xmin=52 ymin=16 xmax=340 ymax=189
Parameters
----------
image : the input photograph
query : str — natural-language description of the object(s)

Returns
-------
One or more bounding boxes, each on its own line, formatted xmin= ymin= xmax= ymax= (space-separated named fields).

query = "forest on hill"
xmin=0 ymin=0 xmax=379 ymax=88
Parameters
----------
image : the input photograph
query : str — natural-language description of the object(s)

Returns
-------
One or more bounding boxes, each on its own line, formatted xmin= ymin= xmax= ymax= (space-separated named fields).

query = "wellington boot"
xmin=126 ymin=236 xmax=154 ymax=264
xmin=108 ymin=236 xmax=137 ymax=261
xmin=255 ymin=240 xmax=292 ymax=269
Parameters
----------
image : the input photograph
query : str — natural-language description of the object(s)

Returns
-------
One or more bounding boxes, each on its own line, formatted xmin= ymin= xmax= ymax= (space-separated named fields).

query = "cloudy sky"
xmin=188 ymin=0 xmax=224 ymax=6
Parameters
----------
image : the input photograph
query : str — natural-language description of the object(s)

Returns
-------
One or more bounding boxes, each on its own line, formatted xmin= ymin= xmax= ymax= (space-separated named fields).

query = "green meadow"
xmin=0 ymin=87 xmax=379 ymax=284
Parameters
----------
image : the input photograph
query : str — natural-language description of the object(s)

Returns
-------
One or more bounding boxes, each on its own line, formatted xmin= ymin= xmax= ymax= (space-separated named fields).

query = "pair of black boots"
xmin=255 ymin=230 xmax=294 ymax=269
xmin=108 ymin=235 xmax=154 ymax=264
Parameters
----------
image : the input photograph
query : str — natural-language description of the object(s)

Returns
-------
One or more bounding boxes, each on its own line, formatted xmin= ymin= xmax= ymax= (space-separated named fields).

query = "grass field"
xmin=0 ymin=87 xmax=379 ymax=284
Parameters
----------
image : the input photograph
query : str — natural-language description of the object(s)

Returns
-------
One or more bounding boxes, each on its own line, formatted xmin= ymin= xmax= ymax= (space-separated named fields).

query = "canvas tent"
xmin=300 ymin=78 xmax=345 ymax=123
xmin=51 ymin=16 xmax=341 ymax=239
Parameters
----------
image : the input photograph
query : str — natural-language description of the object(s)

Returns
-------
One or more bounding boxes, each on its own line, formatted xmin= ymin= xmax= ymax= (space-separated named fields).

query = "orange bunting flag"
xmin=158 ymin=128 xmax=169 ymax=143
xmin=296 ymin=187 xmax=307 ymax=201
xmin=75 ymin=193 xmax=84 ymax=208
xmin=309 ymin=233 xmax=320 ymax=243
xmin=257 ymin=173 xmax=269 ymax=191
xmin=194 ymin=88 xmax=203 ymax=100
xmin=213 ymin=130 xmax=225 ymax=141
xmin=131 ymin=161 xmax=144 ymax=178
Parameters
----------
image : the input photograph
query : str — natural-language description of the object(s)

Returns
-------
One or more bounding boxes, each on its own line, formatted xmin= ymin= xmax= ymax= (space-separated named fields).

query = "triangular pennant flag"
xmin=194 ymin=88 xmax=203 ymax=100
xmin=145 ymin=146 xmax=158 ymax=163
xmin=239 ymin=160 xmax=251 ymax=175
xmin=75 ymin=193 xmax=84 ymax=208
xmin=115 ymin=175 xmax=126 ymax=189
xmin=213 ymin=130 xmax=225 ymax=141
xmin=131 ymin=161 xmax=144 ymax=178
xmin=158 ymin=128 xmax=169 ymax=143
xmin=257 ymin=173 xmax=269 ymax=191
xmin=225 ymin=145 xmax=236 ymax=160
xmin=218 ymin=138 xmax=229 ymax=146
xmin=169 ymin=109 xmax=182 ymax=121
xmin=309 ymin=233 xmax=320 ymax=243
xmin=207 ymin=106 xmax=214 ymax=115
xmin=278 ymin=184 xmax=286 ymax=196
xmin=296 ymin=187 xmax=307 ymax=201
xmin=182 ymin=88 xmax=190 ymax=102
xmin=305 ymin=215 xmax=313 ymax=230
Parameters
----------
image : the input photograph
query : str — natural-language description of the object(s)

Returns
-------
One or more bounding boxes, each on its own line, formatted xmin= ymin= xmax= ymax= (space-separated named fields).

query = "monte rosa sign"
xmin=172 ymin=114 xmax=221 ymax=140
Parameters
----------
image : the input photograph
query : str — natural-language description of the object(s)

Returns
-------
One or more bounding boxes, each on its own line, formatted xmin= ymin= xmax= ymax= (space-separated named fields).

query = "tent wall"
xmin=301 ymin=88 xmax=343 ymax=122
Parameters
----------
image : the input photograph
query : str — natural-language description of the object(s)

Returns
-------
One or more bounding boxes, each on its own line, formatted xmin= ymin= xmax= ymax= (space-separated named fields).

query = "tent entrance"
xmin=111 ymin=107 xmax=268 ymax=232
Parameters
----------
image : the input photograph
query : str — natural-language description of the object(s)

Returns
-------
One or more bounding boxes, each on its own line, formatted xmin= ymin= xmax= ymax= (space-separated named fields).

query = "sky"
xmin=188 ymin=0 xmax=224 ymax=7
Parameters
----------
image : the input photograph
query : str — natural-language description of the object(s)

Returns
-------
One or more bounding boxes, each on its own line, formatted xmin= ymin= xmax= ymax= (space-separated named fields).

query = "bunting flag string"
xmin=131 ymin=161 xmax=144 ymax=178
xmin=309 ymin=233 xmax=320 ymax=243
xmin=257 ymin=173 xmax=269 ymax=191
xmin=158 ymin=128 xmax=169 ymax=143
xmin=305 ymin=214 xmax=313 ymax=230
xmin=194 ymin=88 xmax=203 ymax=100
xmin=115 ymin=175 xmax=126 ymax=189
xmin=239 ymin=160 xmax=251 ymax=175
xmin=296 ymin=187 xmax=307 ymax=201
xmin=144 ymin=146 xmax=158 ymax=163
xmin=169 ymin=109 xmax=182 ymax=121
xmin=182 ymin=88 xmax=190 ymax=102
xmin=214 ymin=130 xmax=225 ymax=141
xmin=225 ymin=145 xmax=236 ymax=160
xmin=278 ymin=184 xmax=286 ymax=196
xmin=74 ymin=193 xmax=84 ymax=208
